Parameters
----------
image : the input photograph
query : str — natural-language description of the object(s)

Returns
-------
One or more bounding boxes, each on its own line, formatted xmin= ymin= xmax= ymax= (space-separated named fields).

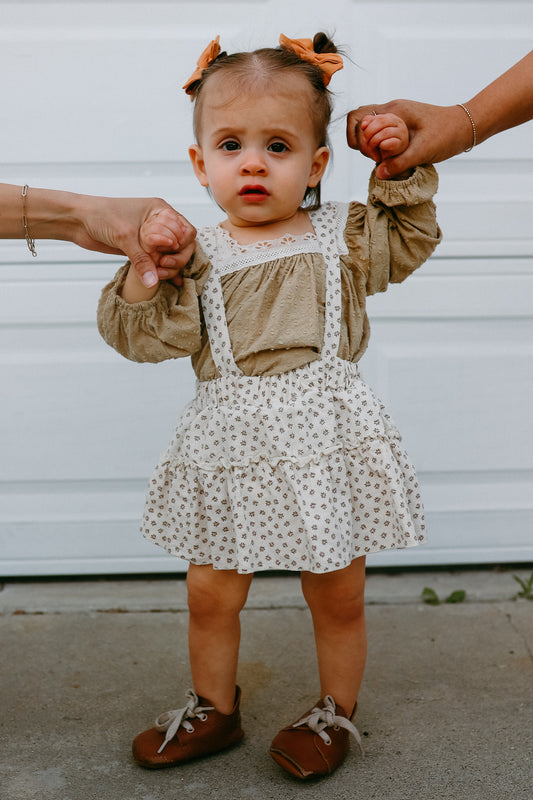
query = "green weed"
xmin=422 ymin=587 xmax=466 ymax=605
xmin=512 ymin=572 xmax=533 ymax=601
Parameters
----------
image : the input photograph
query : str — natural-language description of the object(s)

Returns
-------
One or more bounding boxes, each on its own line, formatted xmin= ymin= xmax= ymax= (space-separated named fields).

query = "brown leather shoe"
xmin=269 ymin=695 xmax=363 ymax=780
xmin=132 ymin=686 xmax=244 ymax=768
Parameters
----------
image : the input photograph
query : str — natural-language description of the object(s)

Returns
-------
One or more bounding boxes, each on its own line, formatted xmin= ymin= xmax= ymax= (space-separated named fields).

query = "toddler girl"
xmin=98 ymin=32 xmax=441 ymax=780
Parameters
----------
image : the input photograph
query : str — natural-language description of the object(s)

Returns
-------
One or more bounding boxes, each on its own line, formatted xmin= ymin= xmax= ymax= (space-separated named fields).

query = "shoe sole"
xmin=270 ymin=747 xmax=329 ymax=780
xmin=135 ymin=730 xmax=244 ymax=769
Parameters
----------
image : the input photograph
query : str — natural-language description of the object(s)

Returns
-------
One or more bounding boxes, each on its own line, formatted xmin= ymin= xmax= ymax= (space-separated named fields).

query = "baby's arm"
xmin=357 ymin=113 xmax=413 ymax=179
xmin=120 ymin=208 xmax=196 ymax=303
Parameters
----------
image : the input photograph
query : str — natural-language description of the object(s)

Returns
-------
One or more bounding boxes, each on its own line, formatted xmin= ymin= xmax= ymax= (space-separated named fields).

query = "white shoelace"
xmin=292 ymin=695 xmax=364 ymax=754
xmin=155 ymin=689 xmax=214 ymax=753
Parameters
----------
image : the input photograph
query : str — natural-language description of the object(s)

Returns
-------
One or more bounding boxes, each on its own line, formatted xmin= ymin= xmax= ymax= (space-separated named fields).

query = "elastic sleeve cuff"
xmin=108 ymin=263 xmax=182 ymax=316
xmin=369 ymin=165 xmax=439 ymax=207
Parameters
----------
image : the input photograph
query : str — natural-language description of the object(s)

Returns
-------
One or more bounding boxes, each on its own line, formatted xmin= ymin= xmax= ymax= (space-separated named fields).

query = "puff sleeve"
xmin=97 ymin=249 xmax=211 ymax=363
xmin=345 ymin=165 xmax=442 ymax=296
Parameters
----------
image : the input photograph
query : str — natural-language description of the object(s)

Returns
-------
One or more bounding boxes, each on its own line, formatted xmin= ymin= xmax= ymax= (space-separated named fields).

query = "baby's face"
xmin=188 ymin=72 xmax=329 ymax=231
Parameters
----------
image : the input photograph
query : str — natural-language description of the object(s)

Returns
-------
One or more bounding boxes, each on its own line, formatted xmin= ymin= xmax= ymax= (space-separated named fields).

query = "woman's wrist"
xmin=0 ymin=184 xmax=68 ymax=240
xmin=15 ymin=186 xmax=84 ymax=243
xmin=0 ymin=183 xmax=122 ymax=248
xmin=434 ymin=105 xmax=476 ymax=159
xmin=7 ymin=185 xmax=129 ymax=256
xmin=0 ymin=184 xmax=87 ymax=247
xmin=455 ymin=103 xmax=477 ymax=152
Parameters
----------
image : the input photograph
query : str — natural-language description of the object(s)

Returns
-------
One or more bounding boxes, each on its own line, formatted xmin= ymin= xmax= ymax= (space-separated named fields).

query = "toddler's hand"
xmin=358 ymin=113 xmax=410 ymax=166
xmin=139 ymin=208 xmax=196 ymax=287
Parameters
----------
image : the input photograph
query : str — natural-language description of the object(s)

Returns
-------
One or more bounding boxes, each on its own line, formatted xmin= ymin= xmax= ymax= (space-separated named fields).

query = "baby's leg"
xmin=269 ymin=558 xmax=366 ymax=779
xmin=187 ymin=564 xmax=253 ymax=713
xmin=300 ymin=556 xmax=367 ymax=715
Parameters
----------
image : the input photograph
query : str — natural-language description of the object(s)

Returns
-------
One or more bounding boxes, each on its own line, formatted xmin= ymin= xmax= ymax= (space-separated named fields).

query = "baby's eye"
xmin=221 ymin=140 xmax=240 ymax=151
xmin=268 ymin=141 xmax=289 ymax=153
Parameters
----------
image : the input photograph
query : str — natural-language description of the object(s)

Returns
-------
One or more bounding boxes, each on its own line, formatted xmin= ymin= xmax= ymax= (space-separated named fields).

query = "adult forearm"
xmin=0 ymin=183 xmax=115 ymax=248
xmin=466 ymin=50 xmax=533 ymax=144
xmin=0 ymin=183 xmax=197 ymax=291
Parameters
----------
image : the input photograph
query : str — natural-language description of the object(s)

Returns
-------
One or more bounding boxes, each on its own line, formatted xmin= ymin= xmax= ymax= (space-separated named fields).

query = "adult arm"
xmin=0 ymin=183 xmax=196 ymax=287
xmin=346 ymin=50 xmax=533 ymax=178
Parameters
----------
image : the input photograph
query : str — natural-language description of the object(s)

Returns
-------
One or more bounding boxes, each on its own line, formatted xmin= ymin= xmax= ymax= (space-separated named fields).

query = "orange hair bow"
xmin=279 ymin=34 xmax=343 ymax=86
xmin=183 ymin=36 xmax=221 ymax=97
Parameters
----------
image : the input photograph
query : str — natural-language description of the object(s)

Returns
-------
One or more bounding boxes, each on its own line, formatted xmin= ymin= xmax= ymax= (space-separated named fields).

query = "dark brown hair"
xmin=188 ymin=33 xmax=339 ymax=210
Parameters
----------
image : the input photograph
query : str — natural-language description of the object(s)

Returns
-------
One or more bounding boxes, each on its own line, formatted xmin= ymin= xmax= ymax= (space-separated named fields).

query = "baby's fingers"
xmin=142 ymin=226 xmax=180 ymax=250
xmin=142 ymin=209 xmax=196 ymax=251
xmin=364 ymin=122 xmax=399 ymax=147
xmin=364 ymin=114 xmax=409 ymax=155
xmin=377 ymin=136 xmax=404 ymax=156
xmin=155 ymin=208 xmax=196 ymax=248
xmin=352 ymin=115 xmax=382 ymax=161
xmin=158 ymin=239 xmax=196 ymax=270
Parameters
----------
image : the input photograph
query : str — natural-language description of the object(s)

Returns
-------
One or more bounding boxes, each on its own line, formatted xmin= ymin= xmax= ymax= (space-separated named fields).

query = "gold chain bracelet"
xmin=22 ymin=184 xmax=37 ymax=257
xmin=457 ymin=103 xmax=477 ymax=152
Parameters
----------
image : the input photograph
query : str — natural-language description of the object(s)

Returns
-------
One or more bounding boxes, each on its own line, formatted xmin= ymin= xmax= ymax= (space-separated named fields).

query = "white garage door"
xmin=1 ymin=0 xmax=532 ymax=575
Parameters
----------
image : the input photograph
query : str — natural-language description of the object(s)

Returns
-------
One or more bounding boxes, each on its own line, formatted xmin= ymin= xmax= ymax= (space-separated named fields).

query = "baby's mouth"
xmin=239 ymin=185 xmax=269 ymax=197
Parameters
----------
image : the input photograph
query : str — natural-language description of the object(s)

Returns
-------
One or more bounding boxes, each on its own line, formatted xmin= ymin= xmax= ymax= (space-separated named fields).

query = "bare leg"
xmin=187 ymin=564 xmax=253 ymax=714
xmin=300 ymin=557 xmax=367 ymax=716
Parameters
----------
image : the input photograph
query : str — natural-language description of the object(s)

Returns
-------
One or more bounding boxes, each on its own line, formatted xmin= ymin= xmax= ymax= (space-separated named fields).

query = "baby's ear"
xmin=308 ymin=146 xmax=330 ymax=188
xmin=189 ymin=145 xmax=209 ymax=187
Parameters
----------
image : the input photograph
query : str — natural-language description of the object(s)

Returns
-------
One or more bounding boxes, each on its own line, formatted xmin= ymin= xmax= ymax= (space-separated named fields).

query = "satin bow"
xmin=279 ymin=34 xmax=343 ymax=86
xmin=183 ymin=36 xmax=221 ymax=97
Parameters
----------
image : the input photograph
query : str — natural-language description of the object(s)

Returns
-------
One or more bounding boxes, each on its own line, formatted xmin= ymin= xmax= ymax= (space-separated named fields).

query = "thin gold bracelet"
xmin=457 ymin=103 xmax=477 ymax=152
xmin=22 ymin=184 xmax=37 ymax=257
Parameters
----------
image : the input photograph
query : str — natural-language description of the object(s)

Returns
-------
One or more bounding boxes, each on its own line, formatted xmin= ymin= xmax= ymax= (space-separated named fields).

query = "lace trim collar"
xmin=197 ymin=226 xmax=322 ymax=276
xmin=216 ymin=226 xmax=317 ymax=253
xmin=196 ymin=201 xmax=349 ymax=276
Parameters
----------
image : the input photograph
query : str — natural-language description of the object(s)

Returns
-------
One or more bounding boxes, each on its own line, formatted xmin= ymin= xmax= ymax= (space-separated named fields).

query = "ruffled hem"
xmin=142 ymin=446 xmax=425 ymax=574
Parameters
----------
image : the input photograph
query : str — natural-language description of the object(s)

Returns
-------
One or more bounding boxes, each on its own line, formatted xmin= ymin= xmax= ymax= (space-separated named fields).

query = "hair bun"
xmin=313 ymin=32 xmax=338 ymax=54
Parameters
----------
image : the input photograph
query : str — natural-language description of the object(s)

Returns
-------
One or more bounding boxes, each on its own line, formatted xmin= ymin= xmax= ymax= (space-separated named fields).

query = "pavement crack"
xmin=505 ymin=610 xmax=533 ymax=663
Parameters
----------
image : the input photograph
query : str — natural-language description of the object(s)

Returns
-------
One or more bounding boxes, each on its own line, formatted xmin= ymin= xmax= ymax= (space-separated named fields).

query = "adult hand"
xmin=72 ymin=196 xmax=197 ymax=287
xmin=347 ymin=100 xmax=472 ymax=178
xmin=138 ymin=206 xmax=197 ymax=287
xmin=354 ymin=112 xmax=413 ymax=179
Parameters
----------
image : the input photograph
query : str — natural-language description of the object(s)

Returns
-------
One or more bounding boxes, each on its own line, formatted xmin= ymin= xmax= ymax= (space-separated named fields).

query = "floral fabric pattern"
xmin=142 ymin=202 xmax=425 ymax=573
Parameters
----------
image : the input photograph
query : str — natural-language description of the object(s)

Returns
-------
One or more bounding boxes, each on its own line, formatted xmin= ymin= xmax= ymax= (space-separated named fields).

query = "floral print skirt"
xmin=141 ymin=357 xmax=426 ymax=574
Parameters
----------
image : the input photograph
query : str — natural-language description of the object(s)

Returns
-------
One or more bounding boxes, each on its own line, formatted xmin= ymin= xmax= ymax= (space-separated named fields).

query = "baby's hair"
xmin=188 ymin=32 xmax=339 ymax=210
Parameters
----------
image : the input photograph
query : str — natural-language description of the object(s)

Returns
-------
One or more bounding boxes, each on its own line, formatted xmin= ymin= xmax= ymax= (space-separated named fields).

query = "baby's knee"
xmin=323 ymin=585 xmax=365 ymax=624
xmin=303 ymin=572 xmax=365 ymax=624
xmin=186 ymin=566 xmax=251 ymax=619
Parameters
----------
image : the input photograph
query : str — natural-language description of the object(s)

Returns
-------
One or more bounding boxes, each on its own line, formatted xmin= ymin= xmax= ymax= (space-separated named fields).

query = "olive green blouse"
xmin=97 ymin=166 xmax=441 ymax=381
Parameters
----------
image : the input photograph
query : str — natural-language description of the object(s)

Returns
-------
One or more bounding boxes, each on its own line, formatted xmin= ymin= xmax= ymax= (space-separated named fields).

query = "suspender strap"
xmin=198 ymin=202 xmax=349 ymax=377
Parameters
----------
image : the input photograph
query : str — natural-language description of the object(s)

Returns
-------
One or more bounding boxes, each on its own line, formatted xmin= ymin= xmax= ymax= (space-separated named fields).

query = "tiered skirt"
xmin=142 ymin=358 xmax=425 ymax=574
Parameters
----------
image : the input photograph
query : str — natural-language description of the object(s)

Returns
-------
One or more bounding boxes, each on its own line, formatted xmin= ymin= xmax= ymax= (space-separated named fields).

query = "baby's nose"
xmin=240 ymin=150 xmax=267 ymax=174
